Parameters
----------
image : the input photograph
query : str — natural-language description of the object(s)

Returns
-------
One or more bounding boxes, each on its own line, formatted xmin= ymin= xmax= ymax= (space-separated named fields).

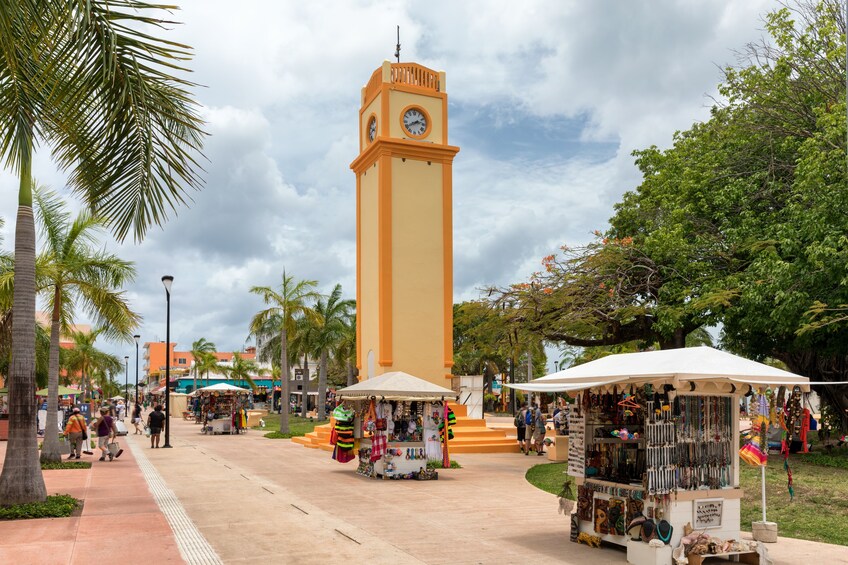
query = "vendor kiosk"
xmin=194 ymin=383 xmax=250 ymax=435
xmin=333 ymin=371 xmax=459 ymax=480
xmin=514 ymin=347 xmax=810 ymax=565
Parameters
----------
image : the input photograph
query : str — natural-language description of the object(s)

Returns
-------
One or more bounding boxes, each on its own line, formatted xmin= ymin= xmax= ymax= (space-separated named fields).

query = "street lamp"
xmin=162 ymin=275 xmax=174 ymax=448
xmin=133 ymin=335 xmax=140 ymax=411
xmin=124 ymin=355 xmax=129 ymax=420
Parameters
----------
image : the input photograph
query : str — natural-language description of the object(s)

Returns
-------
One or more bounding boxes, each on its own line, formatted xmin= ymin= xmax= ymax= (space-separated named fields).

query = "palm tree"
xmin=333 ymin=313 xmax=357 ymax=387
xmin=190 ymin=338 xmax=216 ymax=394
xmin=291 ymin=317 xmax=318 ymax=419
xmin=195 ymin=350 xmax=220 ymax=389
xmin=35 ymin=189 xmax=140 ymax=463
xmin=0 ymin=2 xmax=205 ymax=504
xmin=227 ymin=352 xmax=258 ymax=390
xmin=249 ymin=272 xmax=319 ymax=433
xmin=63 ymin=328 xmax=122 ymax=405
xmin=312 ymin=285 xmax=354 ymax=419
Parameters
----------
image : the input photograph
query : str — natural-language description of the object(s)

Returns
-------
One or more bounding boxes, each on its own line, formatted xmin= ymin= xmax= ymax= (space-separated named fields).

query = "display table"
xmin=687 ymin=552 xmax=759 ymax=565
xmin=547 ymin=435 xmax=568 ymax=462
xmin=210 ymin=419 xmax=231 ymax=434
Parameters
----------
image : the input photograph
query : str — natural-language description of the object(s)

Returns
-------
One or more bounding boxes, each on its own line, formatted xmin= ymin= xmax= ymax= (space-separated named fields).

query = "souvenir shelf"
xmin=569 ymin=389 xmax=742 ymax=558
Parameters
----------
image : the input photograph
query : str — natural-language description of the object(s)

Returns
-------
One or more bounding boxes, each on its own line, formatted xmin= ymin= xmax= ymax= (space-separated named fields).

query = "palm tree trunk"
xmin=0 ymin=152 xmax=48 ymax=504
xmin=346 ymin=360 xmax=354 ymax=387
xmin=40 ymin=287 xmax=64 ymax=463
xmin=317 ymin=350 xmax=328 ymax=420
xmin=279 ymin=328 xmax=290 ymax=433
xmin=301 ymin=355 xmax=310 ymax=418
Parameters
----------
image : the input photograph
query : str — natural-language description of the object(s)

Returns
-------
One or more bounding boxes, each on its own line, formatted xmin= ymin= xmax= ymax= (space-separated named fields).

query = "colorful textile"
xmin=594 ymin=498 xmax=609 ymax=535
xmin=370 ymin=433 xmax=386 ymax=462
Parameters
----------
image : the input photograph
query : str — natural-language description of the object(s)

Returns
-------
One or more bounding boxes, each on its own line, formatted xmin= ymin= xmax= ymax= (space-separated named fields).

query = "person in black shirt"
xmin=147 ymin=404 xmax=166 ymax=448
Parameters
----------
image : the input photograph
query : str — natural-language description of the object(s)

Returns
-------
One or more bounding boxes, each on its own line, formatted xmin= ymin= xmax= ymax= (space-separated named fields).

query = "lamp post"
xmin=133 ymin=334 xmax=140 ymax=411
xmin=162 ymin=275 xmax=174 ymax=448
xmin=124 ymin=355 xmax=129 ymax=421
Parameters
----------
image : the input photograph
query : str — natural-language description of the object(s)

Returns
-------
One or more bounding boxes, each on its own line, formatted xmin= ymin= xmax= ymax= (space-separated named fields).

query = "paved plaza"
xmin=1 ymin=417 xmax=845 ymax=564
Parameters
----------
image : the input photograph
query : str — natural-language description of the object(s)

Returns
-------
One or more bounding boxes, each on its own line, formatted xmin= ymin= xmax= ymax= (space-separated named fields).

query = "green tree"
xmin=292 ymin=315 xmax=318 ymax=418
xmin=189 ymin=338 xmax=216 ymax=393
xmin=0 ymin=1 xmax=205 ymax=504
xmin=249 ymin=272 xmax=319 ymax=433
xmin=63 ymin=328 xmax=122 ymax=405
xmin=608 ymin=1 xmax=847 ymax=424
xmin=225 ymin=352 xmax=258 ymax=390
xmin=34 ymin=189 xmax=140 ymax=463
xmin=332 ymin=313 xmax=357 ymax=387
xmin=311 ymin=284 xmax=354 ymax=419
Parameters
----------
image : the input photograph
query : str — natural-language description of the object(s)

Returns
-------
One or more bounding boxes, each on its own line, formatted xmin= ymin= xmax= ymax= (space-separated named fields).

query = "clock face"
xmin=368 ymin=116 xmax=377 ymax=142
xmin=402 ymin=108 xmax=428 ymax=137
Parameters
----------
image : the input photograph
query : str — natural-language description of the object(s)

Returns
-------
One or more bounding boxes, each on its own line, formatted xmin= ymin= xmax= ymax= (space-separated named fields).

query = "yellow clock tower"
xmin=350 ymin=61 xmax=459 ymax=386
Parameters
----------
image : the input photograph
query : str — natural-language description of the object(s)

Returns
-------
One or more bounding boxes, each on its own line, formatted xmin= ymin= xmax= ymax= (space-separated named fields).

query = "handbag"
xmin=107 ymin=442 xmax=120 ymax=456
xmin=144 ymin=426 xmax=151 ymax=437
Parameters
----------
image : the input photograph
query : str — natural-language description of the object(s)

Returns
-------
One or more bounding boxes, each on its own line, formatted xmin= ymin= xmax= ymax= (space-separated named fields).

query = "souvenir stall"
xmin=524 ymin=347 xmax=809 ymax=565
xmin=333 ymin=371 xmax=459 ymax=480
xmin=194 ymin=383 xmax=250 ymax=435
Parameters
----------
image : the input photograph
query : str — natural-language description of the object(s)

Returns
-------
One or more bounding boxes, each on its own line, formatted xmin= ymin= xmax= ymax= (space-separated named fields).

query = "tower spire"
xmin=394 ymin=25 xmax=401 ymax=63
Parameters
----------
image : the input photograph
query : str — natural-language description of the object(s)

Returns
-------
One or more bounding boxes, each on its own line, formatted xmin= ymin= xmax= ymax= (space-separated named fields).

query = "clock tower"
xmin=350 ymin=61 xmax=459 ymax=386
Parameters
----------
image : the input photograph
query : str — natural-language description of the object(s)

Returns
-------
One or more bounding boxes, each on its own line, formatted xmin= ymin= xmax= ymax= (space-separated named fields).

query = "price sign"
xmin=694 ymin=499 xmax=723 ymax=529
xmin=567 ymin=412 xmax=585 ymax=477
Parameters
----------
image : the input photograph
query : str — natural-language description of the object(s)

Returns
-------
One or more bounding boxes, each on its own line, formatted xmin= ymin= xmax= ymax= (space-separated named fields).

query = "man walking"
xmin=532 ymin=403 xmax=546 ymax=455
xmin=514 ymin=403 xmax=528 ymax=454
xmin=147 ymin=404 xmax=166 ymax=448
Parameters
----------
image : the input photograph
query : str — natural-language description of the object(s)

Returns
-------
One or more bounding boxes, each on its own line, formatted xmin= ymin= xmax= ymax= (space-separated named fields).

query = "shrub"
xmin=41 ymin=461 xmax=92 ymax=470
xmin=0 ymin=494 xmax=79 ymax=520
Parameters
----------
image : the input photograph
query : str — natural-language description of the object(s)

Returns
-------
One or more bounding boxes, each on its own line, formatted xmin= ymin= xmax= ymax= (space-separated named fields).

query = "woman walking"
xmin=90 ymin=406 xmax=122 ymax=461
xmin=63 ymin=407 xmax=87 ymax=459
xmin=131 ymin=402 xmax=143 ymax=434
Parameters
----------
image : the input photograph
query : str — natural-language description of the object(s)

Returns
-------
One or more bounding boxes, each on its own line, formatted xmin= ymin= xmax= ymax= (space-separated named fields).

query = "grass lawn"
xmin=526 ymin=453 xmax=848 ymax=546
xmin=525 ymin=462 xmax=574 ymax=498
xmin=255 ymin=414 xmax=329 ymax=438
xmin=739 ymin=453 xmax=848 ymax=546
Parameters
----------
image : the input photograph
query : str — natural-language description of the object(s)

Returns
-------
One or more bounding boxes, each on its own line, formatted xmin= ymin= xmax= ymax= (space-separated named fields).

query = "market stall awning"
xmin=196 ymin=383 xmax=250 ymax=393
xmin=336 ymin=371 xmax=458 ymax=401
xmin=35 ymin=386 xmax=82 ymax=396
xmin=534 ymin=346 xmax=810 ymax=392
xmin=503 ymin=379 xmax=629 ymax=393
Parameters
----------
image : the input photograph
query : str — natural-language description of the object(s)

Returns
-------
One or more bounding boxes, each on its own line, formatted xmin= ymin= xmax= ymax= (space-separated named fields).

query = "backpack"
xmin=525 ymin=409 xmax=533 ymax=426
xmin=514 ymin=411 xmax=524 ymax=428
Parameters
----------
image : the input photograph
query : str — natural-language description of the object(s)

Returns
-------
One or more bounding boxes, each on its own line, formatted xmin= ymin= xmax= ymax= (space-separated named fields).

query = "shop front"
xmin=332 ymin=371 xmax=459 ymax=481
xmin=517 ymin=347 xmax=810 ymax=565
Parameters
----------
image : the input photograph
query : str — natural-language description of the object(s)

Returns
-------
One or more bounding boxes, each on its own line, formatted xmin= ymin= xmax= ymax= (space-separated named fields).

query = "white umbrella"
xmin=196 ymin=383 xmax=249 ymax=393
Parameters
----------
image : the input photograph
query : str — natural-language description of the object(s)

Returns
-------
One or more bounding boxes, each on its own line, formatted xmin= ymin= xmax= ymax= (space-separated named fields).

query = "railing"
xmin=364 ymin=63 xmax=441 ymax=102
xmin=391 ymin=63 xmax=440 ymax=91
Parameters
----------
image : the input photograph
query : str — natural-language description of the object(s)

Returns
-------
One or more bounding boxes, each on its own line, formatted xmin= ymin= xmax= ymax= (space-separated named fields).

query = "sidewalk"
xmin=0 ymin=435 xmax=184 ymax=564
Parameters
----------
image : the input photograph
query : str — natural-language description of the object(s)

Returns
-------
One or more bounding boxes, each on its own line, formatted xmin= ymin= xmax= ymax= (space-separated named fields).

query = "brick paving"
xmin=0 ymin=432 xmax=184 ymax=564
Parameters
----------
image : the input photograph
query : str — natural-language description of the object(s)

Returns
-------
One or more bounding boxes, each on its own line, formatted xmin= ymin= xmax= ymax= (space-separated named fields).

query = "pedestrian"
xmin=147 ymin=404 xmax=166 ymax=448
xmin=63 ymin=407 xmax=87 ymax=460
xmin=90 ymin=406 xmax=122 ymax=462
xmin=514 ymin=403 xmax=528 ymax=454
xmin=532 ymin=404 xmax=546 ymax=455
xmin=117 ymin=399 xmax=126 ymax=421
xmin=132 ymin=402 xmax=143 ymax=434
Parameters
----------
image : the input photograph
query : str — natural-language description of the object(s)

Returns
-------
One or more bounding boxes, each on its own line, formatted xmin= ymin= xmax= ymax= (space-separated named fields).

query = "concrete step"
xmin=449 ymin=442 xmax=520 ymax=454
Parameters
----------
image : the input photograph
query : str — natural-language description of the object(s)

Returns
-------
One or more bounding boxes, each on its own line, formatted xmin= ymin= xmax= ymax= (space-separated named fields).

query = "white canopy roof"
xmin=504 ymin=379 xmax=629 ymax=393
xmin=337 ymin=371 xmax=458 ymax=401
xmin=535 ymin=347 xmax=810 ymax=392
xmin=196 ymin=383 xmax=250 ymax=393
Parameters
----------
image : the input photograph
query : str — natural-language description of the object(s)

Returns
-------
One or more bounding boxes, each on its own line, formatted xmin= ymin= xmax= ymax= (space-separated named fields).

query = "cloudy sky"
xmin=0 ymin=0 xmax=780 ymax=365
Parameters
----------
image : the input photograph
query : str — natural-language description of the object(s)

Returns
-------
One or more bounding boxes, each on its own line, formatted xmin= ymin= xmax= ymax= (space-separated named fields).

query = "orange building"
xmin=143 ymin=342 xmax=256 ymax=387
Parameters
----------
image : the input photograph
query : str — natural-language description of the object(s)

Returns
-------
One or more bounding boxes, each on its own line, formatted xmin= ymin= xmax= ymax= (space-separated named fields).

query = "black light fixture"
xmin=133 ymin=334 xmax=140 ymax=411
xmin=124 ymin=355 xmax=129 ymax=420
xmin=162 ymin=275 xmax=174 ymax=448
